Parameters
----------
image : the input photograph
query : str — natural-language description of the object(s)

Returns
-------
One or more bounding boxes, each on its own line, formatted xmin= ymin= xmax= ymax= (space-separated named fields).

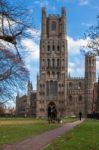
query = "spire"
xmin=62 ymin=7 xmax=66 ymax=17
xmin=16 ymin=89 xmax=19 ymax=98
xmin=42 ymin=7 xmax=46 ymax=38
xmin=68 ymin=72 xmax=71 ymax=78
xmin=28 ymin=80 xmax=30 ymax=87
xmin=30 ymin=82 xmax=33 ymax=91
xmin=42 ymin=7 xmax=46 ymax=16
xmin=61 ymin=7 xmax=66 ymax=37
xmin=27 ymin=80 xmax=33 ymax=94
xmin=16 ymin=90 xmax=19 ymax=102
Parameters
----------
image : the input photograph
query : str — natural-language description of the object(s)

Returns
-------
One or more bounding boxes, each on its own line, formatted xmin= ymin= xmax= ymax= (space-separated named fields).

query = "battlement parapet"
xmin=68 ymin=77 xmax=85 ymax=80
xmin=85 ymin=52 xmax=96 ymax=57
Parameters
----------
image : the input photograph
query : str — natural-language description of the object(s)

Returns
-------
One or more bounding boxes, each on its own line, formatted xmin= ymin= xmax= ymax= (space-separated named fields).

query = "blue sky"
xmin=9 ymin=0 xmax=99 ymax=91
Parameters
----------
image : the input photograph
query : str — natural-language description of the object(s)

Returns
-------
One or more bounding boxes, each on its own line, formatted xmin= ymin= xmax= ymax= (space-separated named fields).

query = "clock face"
xmin=51 ymin=21 xmax=56 ymax=31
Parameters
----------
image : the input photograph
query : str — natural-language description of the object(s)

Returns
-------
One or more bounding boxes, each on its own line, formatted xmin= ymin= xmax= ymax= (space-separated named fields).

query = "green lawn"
xmin=0 ymin=117 xmax=78 ymax=148
xmin=0 ymin=117 xmax=59 ymax=147
xmin=62 ymin=116 xmax=77 ymax=123
xmin=45 ymin=119 xmax=99 ymax=150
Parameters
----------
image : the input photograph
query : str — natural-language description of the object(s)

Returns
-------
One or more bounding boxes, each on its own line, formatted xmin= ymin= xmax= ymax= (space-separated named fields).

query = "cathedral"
xmin=16 ymin=7 xmax=99 ymax=117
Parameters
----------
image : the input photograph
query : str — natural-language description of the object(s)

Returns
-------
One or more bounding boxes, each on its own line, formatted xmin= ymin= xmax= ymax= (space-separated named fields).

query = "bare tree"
xmin=0 ymin=0 xmax=32 ymax=105
xmin=0 ymin=102 xmax=4 ymax=115
xmin=0 ymin=47 xmax=29 ymax=104
xmin=83 ymin=16 xmax=99 ymax=55
xmin=0 ymin=0 xmax=32 ymax=56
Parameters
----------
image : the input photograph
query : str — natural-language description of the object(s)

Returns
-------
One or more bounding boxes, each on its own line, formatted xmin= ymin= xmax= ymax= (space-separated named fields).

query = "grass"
xmin=0 ymin=117 xmax=47 ymax=125
xmin=62 ymin=116 xmax=77 ymax=123
xmin=0 ymin=117 xmax=59 ymax=147
xmin=44 ymin=119 xmax=99 ymax=150
xmin=0 ymin=117 xmax=78 ymax=148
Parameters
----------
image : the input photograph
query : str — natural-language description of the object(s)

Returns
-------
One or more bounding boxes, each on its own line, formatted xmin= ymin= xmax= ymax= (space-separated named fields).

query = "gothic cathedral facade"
xmin=16 ymin=7 xmax=97 ymax=117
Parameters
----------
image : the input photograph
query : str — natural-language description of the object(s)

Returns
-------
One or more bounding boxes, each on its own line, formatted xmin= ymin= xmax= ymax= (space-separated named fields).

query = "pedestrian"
xmin=50 ymin=106 xmax=54 ymax=123
xmin=79 ymin=112 xmax=82 ymax=120
xmin=53 ymin=107 xmax=57 ymax=121
xmin=48 ymin=106 xmax=51 ymax=124
xmin=57 ymin=112 xmax=61 ymax=123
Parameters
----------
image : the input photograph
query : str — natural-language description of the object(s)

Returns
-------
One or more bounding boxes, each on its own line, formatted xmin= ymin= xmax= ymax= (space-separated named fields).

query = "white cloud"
xmin=27 ymin=28 xmax=40 ymax=38
xmin=0 ymin=17 xmax=13 ymax=27
xmin=33 ymin=0 xmax=49 ymax=8
xmin=68 ymin=57 xmax=85 ymax=77
xmin=68 ymin=62 xmax=76 ymax=73
xmin=21 ymin=38 xmax=39 ymax=60
xmin=81 ymin=22 xmax=92 ymax=27
xmin=21 ymin=28 xmax=40 ymax=61
xmin=26 ymin=28 xmax=40 ymax=44
xmin=67 ymin=36 xmax=88 ymax=55
xmin=0 ymin=39 xmax=16 ymax=54
xmin=79 ymin=0 xmax=89 ymax=5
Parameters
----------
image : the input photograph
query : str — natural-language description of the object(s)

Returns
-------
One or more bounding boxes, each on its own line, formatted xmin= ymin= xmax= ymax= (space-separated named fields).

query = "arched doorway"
xmin=48 ymin=102 xmax=57 ymax=119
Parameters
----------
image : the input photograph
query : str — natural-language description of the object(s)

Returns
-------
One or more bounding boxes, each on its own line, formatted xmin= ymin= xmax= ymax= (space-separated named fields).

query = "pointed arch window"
xmin=79 ymin=95 xmax=82 ymax=101
xmin=47 ymin=59 xmax=50 ymax=68
xmin=69 ymin=95 xmax=72 ymax=101
xmin=57 ymin=59 xmax=60 ymax=67
xmin=57 ymin=45 xmax=60 ymax=51
xmin=52 ymin=71 xmax=55 ymax=77
xmin=46 ymin=81 xmax=58 ymax=98
xmin=52 ymin=59 xmax=55 ymax=68
xmin=53 ymin=45 xmax=55 ymax=51
xmin=69 ymin=82 xmax=73 ymax=88
xmin=51 ymin=21 xmax=56 ymax=31
xmin=57 ymin=72 xmax=60 ymax=79
xmin=47 ymin=71 xmax=50 ymax=76
xmin=48 ymin=45 xmax=50 ymax=51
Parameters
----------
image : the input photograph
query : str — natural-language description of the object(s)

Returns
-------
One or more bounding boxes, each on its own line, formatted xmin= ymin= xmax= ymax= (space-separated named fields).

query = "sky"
xmin=9 ymin=0 xmax=99 ymax=91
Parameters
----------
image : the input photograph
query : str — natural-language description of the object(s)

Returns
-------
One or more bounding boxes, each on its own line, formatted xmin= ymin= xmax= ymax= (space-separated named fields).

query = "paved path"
xmin=2 ymin=119 xmax=84 ymax=150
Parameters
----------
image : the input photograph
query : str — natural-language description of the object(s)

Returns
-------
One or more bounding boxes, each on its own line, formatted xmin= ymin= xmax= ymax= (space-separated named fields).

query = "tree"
xmin=0 ymin=102 xmax=4 ymax=115
xmin=0 ymin=0 xmax=31 ymax=105
xmin=83 ymin=16 xmax=99 ymax=55
xmin=0 ymin=47 xmax=29 ymax=104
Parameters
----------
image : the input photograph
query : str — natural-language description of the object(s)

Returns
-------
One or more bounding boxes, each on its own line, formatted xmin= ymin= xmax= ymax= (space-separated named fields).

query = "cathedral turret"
xmin=16 ymin=90 xmax=19 ymax=99
xmin=27 ymin=81 xmax=33 ymax=115
xmin=85 ymin=53 xmax=96 ymax=115
xmin=85 ymin=53 xmax=96 ymax=83
xmin=41 ymin=7 xmax=46 ymax=38
xmin=27 ymin=80 xmax=33 ymax=94
xmin=61 ymin=7 xmax=66 ymax=37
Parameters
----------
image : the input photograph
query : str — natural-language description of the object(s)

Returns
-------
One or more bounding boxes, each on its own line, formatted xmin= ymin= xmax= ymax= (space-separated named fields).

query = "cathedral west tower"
xmin=36 ymin=7 xmax=68 ymax=117
xmin=16 ymin=7 xmax=98 ymax=117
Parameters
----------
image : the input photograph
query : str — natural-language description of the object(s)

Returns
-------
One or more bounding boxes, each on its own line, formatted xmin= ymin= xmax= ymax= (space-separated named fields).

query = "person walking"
xmin=79 ymin=112 xmax=82 ymax=120
xmin=48 ymin=106 xmax=51 ymax=124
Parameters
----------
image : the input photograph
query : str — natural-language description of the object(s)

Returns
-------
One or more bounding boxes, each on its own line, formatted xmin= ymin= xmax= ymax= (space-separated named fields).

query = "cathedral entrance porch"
xmin=48 ymin=102 xmax=57 ymax=122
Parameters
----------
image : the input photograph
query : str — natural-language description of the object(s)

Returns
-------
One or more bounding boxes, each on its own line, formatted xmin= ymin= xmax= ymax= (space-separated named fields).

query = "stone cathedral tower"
xmin=16 ymin=7 xmax=98 ymax=117
xmin=85 ymin=53 xmax=96 ymax=115
xmin=36 ymin=7 xmax=68 ymax=117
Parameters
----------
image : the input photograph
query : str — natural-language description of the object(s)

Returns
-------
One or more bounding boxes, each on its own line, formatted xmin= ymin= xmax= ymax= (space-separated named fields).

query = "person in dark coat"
xmin=48 ymin=106 xmax=51 ymax=123
xmin=53 ymin=107 xmax=57 ymax=121
xmin=79 ymin=112 xmax=82 ymax=120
